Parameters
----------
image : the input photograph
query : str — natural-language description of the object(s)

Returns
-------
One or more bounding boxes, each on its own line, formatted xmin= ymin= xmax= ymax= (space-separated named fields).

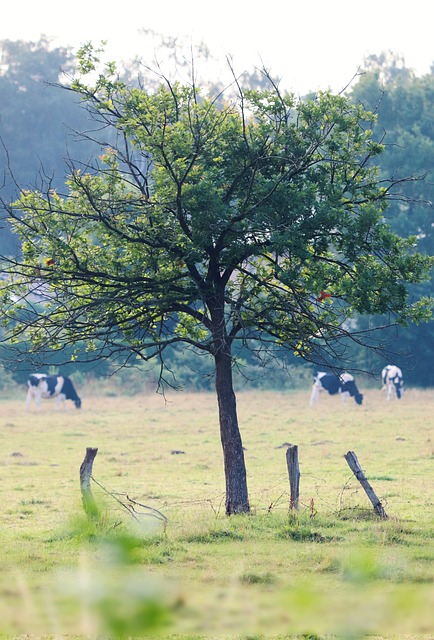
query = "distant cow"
xmin=26 ymin=374 xmax=82 ymax=410
xmin=310 ymin=371 xmax=364 ymax=406
xmin=381 ymin=365 xmax=404 ymax=400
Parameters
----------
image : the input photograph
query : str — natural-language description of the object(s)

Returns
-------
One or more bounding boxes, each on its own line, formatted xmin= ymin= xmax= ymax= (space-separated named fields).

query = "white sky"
xmin=2 ymin=0 xmax=433 ymax=94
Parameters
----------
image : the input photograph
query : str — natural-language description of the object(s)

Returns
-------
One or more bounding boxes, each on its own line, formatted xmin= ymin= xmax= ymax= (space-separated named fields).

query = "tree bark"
xmin=214 ymin=347 xmax=250 ymax=515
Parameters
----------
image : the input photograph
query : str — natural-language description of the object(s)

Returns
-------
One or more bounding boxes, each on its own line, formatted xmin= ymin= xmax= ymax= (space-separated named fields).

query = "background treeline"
xmin=0 ymin=40 xmax=433 ymax=390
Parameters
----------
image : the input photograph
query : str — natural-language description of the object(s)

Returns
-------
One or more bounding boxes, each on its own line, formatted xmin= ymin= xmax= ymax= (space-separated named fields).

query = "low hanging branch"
xmin=79 ymin=447 xmax=168 ymax=528
xmin=91 ymin=476 xmax=168 ymax=529
xmin=344 ymin=450 xmax=388 ymax=518
xmin=79 ymin=447 xmax=99 ymax=518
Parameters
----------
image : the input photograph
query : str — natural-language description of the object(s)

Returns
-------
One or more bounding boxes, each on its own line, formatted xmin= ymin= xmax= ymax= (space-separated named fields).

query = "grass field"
xmin=1 ymin=385 xmax=433 ymax=639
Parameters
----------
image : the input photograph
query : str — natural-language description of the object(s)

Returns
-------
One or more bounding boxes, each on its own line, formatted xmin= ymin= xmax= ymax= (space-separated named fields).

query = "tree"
xmin=348 ymin=54 xmax=434 ymax=384
xmin=350 ymin=53 xmax=434 ymax=253
xmin=1 ymin=47 xmax=432 ymax=514
xmin=0 ymin=37 xmax=95 ymax=254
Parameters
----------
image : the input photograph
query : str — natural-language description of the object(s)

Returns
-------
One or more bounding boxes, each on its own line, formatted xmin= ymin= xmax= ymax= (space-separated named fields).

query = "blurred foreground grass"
xmin=0 ymin=517 xmax=434 ymax=638
xmin=1 ymin=519 xmax=433 ymax=638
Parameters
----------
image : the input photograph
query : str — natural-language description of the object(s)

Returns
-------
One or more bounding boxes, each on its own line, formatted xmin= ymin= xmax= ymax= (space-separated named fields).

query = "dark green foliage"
xmin=239 ymin=571 xmax=276 ymax=584
xmin=276 ymin=524 xmax=335 ymax=543
xmin=185 ymin=529 xmax=244 ymax=543
xmin=349 ymin=53 xmax=434 ymax=385
xmin=0 ymin=38 xmax=96 ymax=255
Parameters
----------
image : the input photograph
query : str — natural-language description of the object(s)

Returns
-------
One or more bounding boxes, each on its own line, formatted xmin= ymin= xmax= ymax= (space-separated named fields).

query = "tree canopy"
xmin=1 ymin=46 xmax=433 ymax=513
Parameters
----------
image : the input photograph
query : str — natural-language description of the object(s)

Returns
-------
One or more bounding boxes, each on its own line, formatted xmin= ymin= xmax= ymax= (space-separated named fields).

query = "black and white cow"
xmin=381 ymin=365 xmax=404 ymax=400
xmin=310 ymin=371 xmax=363 ymax=406
xmin=26 ymin=374 xmax=82 ymax=410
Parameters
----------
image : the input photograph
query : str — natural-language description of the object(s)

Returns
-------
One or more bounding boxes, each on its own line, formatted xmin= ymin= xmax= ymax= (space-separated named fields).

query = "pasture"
xmin=1 ymin=384 xmax=433 ymax=639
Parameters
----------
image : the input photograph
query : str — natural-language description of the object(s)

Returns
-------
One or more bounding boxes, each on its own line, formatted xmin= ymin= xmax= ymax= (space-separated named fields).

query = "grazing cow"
xmin=310 ymin=371 xmax=363 ymax=406
xmin=26 ymin=373 xmax=82 ymax=410
xmin=381 ymin=365 xmax=404 ymax=400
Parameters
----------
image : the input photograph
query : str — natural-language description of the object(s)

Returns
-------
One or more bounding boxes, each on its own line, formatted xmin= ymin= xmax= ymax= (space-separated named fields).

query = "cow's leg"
xmin=309 ymin=384 xmax=320 ymax=406
xmin=393 ymin=378 xmax=402 ymax=399
xmin=56 ymin=394 xmax=68 ymax=410
xmin=340 ymin=391 xmax=349 ymax=403
xmin=55 ymin=396 xmax=64 ymax=410
xmin=26 ymin=389 xmax=41 ymax=410
xmin=25 ymin=388 xmax=32 ymax=410
xmin=34 ymin=393 xmax=41 ymax=411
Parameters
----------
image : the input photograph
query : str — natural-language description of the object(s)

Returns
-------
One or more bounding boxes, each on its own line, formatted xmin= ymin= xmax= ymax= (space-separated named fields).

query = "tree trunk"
xmin=214 ymin=347 xmax=250 ymax=515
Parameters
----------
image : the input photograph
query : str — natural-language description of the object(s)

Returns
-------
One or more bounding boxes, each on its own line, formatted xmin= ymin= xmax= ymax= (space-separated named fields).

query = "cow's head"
xmin=74 ymin=397 xmax=82 ymax=409
xmin=343 ymin=378 xmax=363 ymax=405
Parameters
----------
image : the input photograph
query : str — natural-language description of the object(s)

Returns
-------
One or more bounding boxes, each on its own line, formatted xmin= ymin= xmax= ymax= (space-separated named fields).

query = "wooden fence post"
xmin=344 ymin=450 xmax=387 ymax=518
xmin=80 ymin=447 xmax=99 ymax=518
xmin=286 ymin=444 xmax=300 ymax=510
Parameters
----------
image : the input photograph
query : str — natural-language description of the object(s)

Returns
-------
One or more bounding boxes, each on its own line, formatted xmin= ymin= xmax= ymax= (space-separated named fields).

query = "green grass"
xmin=0 ymin=387 xmax=433 ymax=638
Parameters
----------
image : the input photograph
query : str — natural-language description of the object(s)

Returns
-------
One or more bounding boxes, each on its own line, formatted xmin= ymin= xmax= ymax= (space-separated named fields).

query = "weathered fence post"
xmin=80 ymin=447 xmax=99 ymax=518
xmin=286 ymin=444 xmax=300 ymax=510
xmin=344 ymin=450 xmax=387 ymax=518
